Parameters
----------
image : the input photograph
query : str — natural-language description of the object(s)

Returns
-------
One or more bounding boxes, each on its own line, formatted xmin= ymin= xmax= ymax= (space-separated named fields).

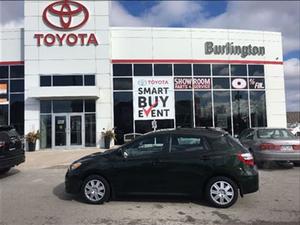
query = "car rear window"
xmin=207 ymin=134 xmax=248 ymax=152
xmin=257 ymin=129 xmax=296 ymax=140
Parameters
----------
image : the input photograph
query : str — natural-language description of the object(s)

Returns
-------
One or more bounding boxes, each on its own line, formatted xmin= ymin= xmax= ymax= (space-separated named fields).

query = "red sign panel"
xmin=174 ymin=78 xmax=211 ymax=89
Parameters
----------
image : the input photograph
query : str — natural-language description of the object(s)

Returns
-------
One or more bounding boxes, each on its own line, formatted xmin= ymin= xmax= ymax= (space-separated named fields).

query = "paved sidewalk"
xmin=19 ymin=148 xmax=106 ymax=169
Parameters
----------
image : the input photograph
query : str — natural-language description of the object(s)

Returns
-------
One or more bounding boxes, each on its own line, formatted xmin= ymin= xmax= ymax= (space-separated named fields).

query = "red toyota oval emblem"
xmin=43 ymin=0 xmax=89 ymax=31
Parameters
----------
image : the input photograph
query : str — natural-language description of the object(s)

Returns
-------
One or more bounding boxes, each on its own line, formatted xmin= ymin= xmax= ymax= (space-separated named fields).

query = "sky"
xmin=0 ymin=0 xmax=299 ymax=112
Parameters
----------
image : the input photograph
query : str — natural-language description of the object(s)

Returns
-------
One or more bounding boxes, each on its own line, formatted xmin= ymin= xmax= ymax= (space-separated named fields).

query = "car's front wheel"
xmin=205 ymin=176 xmax=238 ymax=208
xmin=80 ymin=175 xmax=110 ymax=204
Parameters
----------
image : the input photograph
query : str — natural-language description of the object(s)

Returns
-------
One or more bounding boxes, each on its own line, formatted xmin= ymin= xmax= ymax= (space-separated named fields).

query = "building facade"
xmin=0 ymin=0 xmax=287 ymax=149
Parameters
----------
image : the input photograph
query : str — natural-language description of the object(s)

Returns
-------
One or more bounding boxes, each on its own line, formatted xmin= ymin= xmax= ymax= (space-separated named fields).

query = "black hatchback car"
xmin=65 ymin=128 xmax=258 ymax=208
xmin=0 ymin=126 xmax=25 ymax=174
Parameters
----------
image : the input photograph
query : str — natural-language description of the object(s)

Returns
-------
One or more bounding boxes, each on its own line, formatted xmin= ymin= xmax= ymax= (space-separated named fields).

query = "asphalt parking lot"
xmin=0 ymin=150 xmax=300 ymax=225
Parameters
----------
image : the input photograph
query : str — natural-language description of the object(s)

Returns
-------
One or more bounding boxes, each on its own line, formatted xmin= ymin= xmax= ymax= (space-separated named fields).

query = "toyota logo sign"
xmin=34 ymin=0 xmax=99 ymax=46
xmin=43 ymin=0 xmax=89 ymax=31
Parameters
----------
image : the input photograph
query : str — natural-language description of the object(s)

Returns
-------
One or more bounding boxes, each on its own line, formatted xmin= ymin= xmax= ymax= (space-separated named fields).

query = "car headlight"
xmin=70 ymin=162 xmax=82 ymax=171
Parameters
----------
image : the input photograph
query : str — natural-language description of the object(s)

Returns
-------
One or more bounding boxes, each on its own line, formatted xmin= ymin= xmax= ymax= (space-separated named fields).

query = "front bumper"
xmin=65 ymin=169 xmax=83 ymax=194
xmin=254 ymin=151 xmax=300 ymax=162
xmin=0 ymin=152 xmax=25 ymax=169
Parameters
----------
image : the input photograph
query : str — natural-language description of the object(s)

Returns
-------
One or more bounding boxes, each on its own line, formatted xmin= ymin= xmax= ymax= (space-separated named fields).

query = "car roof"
xmin=146 ymin=127 xmax=227 ymax=138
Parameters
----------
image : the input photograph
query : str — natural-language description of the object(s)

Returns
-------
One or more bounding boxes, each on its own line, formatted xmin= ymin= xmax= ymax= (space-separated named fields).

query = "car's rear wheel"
xmin=205 ymin=176 xmax=238 ymax=208
xmin=0 ymin=167 xmax=11 ymax=175
xmin=80 ymin=175 xmax=110 ymax=204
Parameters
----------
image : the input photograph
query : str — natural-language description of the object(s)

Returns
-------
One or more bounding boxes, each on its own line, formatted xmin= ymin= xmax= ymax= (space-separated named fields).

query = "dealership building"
xmin=0 ymin=1 xmax=287 ymax=150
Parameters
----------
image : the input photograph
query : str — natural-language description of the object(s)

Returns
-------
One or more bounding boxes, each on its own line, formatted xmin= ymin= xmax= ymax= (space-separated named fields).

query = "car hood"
xmin=75 ymin=148 xmax=119 ymax=163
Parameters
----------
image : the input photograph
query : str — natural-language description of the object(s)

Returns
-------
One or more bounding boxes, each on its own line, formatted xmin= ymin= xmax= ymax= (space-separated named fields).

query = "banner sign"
xmin=133 ymin=77 xmax=175 ymax=120
xmin=174 ymin=78 xmax=211 ymax=89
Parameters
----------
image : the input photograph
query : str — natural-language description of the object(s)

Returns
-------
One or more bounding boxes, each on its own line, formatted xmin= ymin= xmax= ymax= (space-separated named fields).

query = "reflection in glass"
xmin=175 ymin=91 xmax=193 ymax=128
xmin=194 ymin=91 xmax=213 ymax=127
xmin=70 ymin=115 xmax=82 ymax=145
xmin=193 ymin=64 xmax=211 ymax=76
xmin=213 ymin=78 xmax=230 ymax=89
xmin=10 ymin=80 xmax=24 ymax=92
xmin=85 ymin=114 xmax=96 ymax=147
xmin=134 ymin=64 xmax=152 ymax=76
xmin=213 ymin=91 xmax=232 ymax=133
xmin=174 ymin=64 xmax=192 ymax=76
xmin=212 ymin=64 xmax=229 ymax=76
xmin=53 ymin=100 xmax=83 ymax=113
xmin=231 ymin=65 xmax=247 ymax=76
xmin=154 ymin=64 xmax=172 ymax=76
xmin=40 ymin=115 xmax=52 ymax=149
xmin=113 ymin=78 xmax=132 ymax=90
xmin=250 ymin=91 xmax=267 ymax=127
xmin=113 ymin=64 xmax=132 ymax=76
xmin=114 ymin=92 xmax=133 ymax=144
xmin=248 ymin=65 xmax=264 ymax=76
xmin=135 ymin=120 xmax=152 ymax=134
xmin=55 ymin=116 xmax=66 ymax=146
xmin=10 ymin=94 xmax=24 ymax=135
xmin=232 ymin=91 xmax=249 ymax=135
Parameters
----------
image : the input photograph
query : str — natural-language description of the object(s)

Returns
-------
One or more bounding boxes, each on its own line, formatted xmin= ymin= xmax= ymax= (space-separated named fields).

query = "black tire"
xmin=205 ymin=176 xmax=239 ymax=208
xmin=0 ymin=167 xmax=11 ymax=175
xmin=80 ymin=175 xmax=110 ymax=204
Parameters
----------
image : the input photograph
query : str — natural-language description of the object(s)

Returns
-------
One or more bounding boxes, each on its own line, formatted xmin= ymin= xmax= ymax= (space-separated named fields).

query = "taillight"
xmin=0 ymin=141 xmax=6 ymax=148
xmin=237 ymin=153 xmax=255 ymax=166
xmin=293 ymin=145 xmax=300 ymax=150
xmin=259 ymin=143 xmax=281 ymax=151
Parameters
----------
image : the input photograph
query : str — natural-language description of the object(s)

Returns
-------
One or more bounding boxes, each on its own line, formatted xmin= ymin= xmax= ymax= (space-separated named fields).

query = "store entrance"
xmin=53 ymin=114 xmax=83 ymax=148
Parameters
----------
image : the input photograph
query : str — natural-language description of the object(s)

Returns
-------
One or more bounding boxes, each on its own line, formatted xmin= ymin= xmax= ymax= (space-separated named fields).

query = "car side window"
xmin=240 ymin=130 xmax=254 ymax=140
xmin=124 ymin=134 xmax=169 ymax=157
xmin=171 ymin=134 xmax=208 ymax=152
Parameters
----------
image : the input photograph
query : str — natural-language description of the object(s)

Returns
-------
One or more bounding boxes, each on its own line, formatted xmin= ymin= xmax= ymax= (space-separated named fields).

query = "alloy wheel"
xmin=210 ymin=181 xmax=234 ymax=205
xmin=84 ymin=179 xmax=106 ymax=202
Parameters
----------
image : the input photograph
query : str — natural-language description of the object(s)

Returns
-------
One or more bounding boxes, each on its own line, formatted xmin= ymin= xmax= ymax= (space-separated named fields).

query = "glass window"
xmin=231 ymin=65 xmax=247 ymax=76
xmin=10 ymin=65 xmax=24 ymax=78
xmin=40 ymin=115 xmax=52 ymax=149
xmin=0 ymin=105 xmax=8 ymax=126
xmin=157 ymin=119 xmax=174 ymax=130
xmin=9 ymin=94 xmax=24 ymax=135
xmin=124 ymin=134 xmax=169 ymax=157
xmin=113 ymin=92 xmax=133 ymax=144
xmin=193 ymin=64 xmax=211 ymax=76
xmin=53 ymin=100 xmax=83 ymax=113
xmin=171 ymin=134 xmax=207 ymax=152
xmin=194 ymin=91 xmax=213 ymax=127
xmin=206 ymin=135 xmax=238 ymax=151
xmin=174 ymin=64 xmax=192 ymax=76
xmin=154 ymin=64 xmax=172 ymax=76
xmin=85 ymin=114 xmax=96 ymax=147
xmin=213 ymin=78 xmax=229 ymax=89
xmin=212 ymin=64 xmax=229 ymax=76
xmin=250 ymin=91 xmax=267 ymax=127
xmin=248 ymin=65 xmax=264 ymax=76
xmin=85 ymin=100 xmax=95 ymax=112
xmin=175 ymin=91 xmax=193 ymax=128
xmin=53 ymin=75 xmax=83 ymax=86
xmin=239 ymin=129 xmax=254 ymax=140
xmin=40 ymin=100 xmax=52 ymax=113
xmin=232 ymin=91 xmax=249 ymax=135
xmin=257 ymin=129 xmax=296 ymax=140
xmin=134 ymin=64 xmax=152 ymax=76
xmin=10 ymin=80 xmax=24 ymax=92
xmin=0 ymin=66 xmax=8 ymax=79
xmin=113 ymin=78 xmax=132 ymax=90
xmin=113 ymin=64 xmax=132 ymax=76
xmin=213 ymin=91 xmax=232 ymax=133
xmin=40 ymin=76 xmax=51 ymax=87
xmin=84 ymin=75 xmax=95 ymax=86
xmin=135 ymin=120 xmax=152 ymax=134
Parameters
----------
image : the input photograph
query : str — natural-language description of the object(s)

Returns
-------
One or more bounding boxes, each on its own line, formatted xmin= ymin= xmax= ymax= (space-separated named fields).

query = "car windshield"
xmin=257 ymin=129 xmax=296 ymax=139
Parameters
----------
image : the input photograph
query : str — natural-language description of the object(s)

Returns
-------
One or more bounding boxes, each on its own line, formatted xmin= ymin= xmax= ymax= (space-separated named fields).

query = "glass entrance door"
xmin=70 ymin=115 xmax=82 ymax=146
xmin=53 ymin=114 xmax=83 ymax=148
xmin=55 ymin=115 xmax=67 ymax=147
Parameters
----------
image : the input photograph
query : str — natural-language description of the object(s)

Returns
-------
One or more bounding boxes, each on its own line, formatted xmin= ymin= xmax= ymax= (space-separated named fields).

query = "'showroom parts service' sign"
xmin=133 ymin=77 xmax=175 ymax=120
